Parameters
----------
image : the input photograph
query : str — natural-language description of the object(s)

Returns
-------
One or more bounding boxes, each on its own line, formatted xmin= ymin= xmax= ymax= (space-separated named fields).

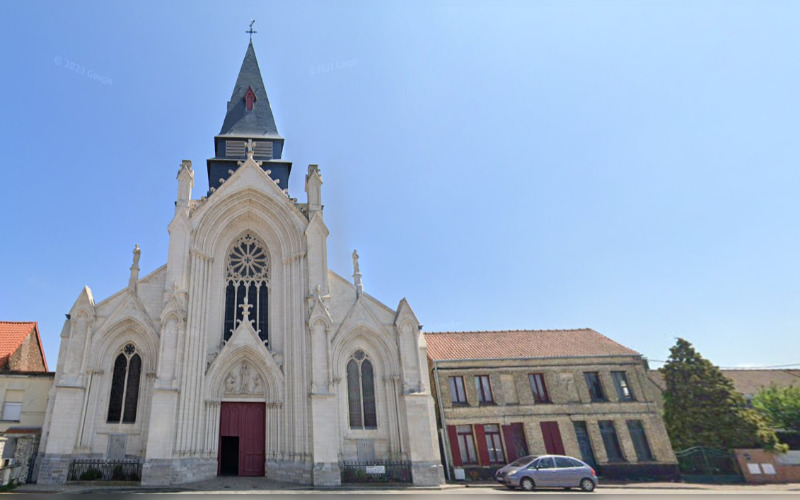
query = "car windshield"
xmin=509 ymin=456 xmax=536 ymax=467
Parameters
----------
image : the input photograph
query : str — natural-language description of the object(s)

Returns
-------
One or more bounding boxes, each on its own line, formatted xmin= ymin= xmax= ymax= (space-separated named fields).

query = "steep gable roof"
xmin=0 ymin=321 xmax=48 ymax=371
xmin=425 ymin=328 xmax=639 ymax=361
xmin=219 ymin=41 xmax=280 ymax=138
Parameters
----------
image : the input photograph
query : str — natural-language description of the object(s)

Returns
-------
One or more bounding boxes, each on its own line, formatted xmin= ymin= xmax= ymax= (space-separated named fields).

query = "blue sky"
xmin=2 ymin=1 xmax=799 ymax=370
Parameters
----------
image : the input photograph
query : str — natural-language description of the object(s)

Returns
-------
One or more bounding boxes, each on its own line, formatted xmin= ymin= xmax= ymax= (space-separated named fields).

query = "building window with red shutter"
xmin=484 ymin=424 xmax=505 ymax=463
xmin=528 ymin=373 xmax=550 ymax=403
xmin=475 ymin=375 xmax=494 ymax=404
xmin=456 ymin=425 xmax=478 ymax=464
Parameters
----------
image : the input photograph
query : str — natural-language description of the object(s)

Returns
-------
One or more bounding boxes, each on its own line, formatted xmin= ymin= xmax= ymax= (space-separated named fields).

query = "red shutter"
xmin=474 ymin=424 xmax=490 ymax=465
xmin=502 ymin=425 xmax=518 ymax=462
xmin=540 ymin=421 xmax=566 ymax=455
xmin=447 ymin=425 xmax=462 ymax=466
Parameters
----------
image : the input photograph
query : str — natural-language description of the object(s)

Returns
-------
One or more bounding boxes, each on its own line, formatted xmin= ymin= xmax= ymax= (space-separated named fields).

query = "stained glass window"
xmin=347 ymin=351 xmax=377 ymax=429
xmin=107 ymin=344 xmax=141 ymax=424
xmin=224 ymin=233 xmax=269 ymax=344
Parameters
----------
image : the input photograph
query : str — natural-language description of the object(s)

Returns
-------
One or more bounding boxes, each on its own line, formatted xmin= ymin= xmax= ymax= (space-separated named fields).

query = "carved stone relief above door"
xmin=223 ymin=360 xmax=265 ymax=396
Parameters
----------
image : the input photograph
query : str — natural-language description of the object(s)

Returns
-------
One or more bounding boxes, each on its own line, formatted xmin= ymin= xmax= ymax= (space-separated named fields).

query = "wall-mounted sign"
xmin=366 ymin=465 xmax=385 ymax=475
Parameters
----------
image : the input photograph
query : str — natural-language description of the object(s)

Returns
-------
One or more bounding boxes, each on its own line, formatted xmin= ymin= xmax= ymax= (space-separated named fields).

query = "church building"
xmin=36 ymin=41 xmax=444 ymax=487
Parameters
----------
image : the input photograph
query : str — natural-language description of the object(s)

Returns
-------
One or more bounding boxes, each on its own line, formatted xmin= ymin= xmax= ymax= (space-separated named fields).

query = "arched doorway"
xmin=218 ymin=402 xmax=265 ymax=476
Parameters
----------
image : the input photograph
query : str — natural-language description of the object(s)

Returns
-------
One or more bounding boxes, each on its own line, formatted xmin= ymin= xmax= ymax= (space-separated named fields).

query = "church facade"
xmin=36 ymin=41 xmax=444 ymax=487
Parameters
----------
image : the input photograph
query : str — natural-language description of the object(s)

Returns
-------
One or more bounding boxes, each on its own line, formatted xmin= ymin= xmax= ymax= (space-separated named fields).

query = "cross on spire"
xmin=246 ymin=19 xmax=257 ymax=40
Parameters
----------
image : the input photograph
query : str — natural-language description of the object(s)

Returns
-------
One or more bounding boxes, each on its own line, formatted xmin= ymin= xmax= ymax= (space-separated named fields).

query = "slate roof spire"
xmin=219 ymin=40 xmax=281 ymax=139
xmin=207 ymin=40 xmax=292 ymax=195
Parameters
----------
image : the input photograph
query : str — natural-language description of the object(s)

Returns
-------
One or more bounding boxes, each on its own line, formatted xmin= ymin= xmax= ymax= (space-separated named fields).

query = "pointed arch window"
xmin=107 ymin=343 xmax=142 ymax=424
xmin=347 ymin=350 xmax=377 ymax=429
xmin=223 ymin=233 xmax=269 ymax=344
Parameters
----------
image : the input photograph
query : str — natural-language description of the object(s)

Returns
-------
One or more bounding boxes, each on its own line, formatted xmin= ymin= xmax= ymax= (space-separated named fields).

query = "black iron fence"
xmin=68 ymin=459 xmax=142 ymax=482
xmin=340 ymin=460 xmax=412 ymax=483
xmin=675 ymin=446 xmax=743 ymax=483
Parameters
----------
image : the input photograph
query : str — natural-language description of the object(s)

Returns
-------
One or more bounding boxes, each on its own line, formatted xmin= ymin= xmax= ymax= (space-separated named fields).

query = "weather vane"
xmin=246 ymin=19 xmax=257 ymax=40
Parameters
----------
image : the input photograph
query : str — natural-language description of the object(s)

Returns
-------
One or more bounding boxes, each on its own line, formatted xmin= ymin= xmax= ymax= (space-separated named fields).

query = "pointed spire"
xmin=219 ymin=40 xmax=280 ymax=138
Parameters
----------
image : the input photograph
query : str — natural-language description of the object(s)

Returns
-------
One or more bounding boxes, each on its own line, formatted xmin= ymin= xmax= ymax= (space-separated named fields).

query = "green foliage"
xmin=661 ymin=338 xmax=785 ymax=452
xmin=79 ymin=469 xmax=103 ymax=481
xmin=111 ymin=464 xmax=125 ymax=480
xmin=752 ymin=384 xmax=800 ymax=433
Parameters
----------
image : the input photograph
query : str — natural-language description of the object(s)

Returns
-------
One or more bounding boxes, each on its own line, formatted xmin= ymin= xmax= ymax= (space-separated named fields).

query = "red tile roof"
xmin=424 ymin=329 xmax=640 ymax=361
xmin=0 ymin=321 xmax=48 ymax=371
xmin=649 ymin=369 xmax=800 ymax=396
xmin=722 ymin=369 xmax=800 ymax=396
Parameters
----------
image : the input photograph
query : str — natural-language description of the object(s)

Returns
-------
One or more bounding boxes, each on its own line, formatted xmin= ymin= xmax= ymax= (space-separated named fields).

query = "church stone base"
xmin=266 ymin=459 xmax=313 ymax=484
xmin=141 ymin=457 xmax=217 ymax=485
xmin=312 ymin=461 xmax=341 ymax=486
xmin=411 ymin=461 xmax=445 ymax=487
xmin=36 ymin=455 xmax=72 ymax=485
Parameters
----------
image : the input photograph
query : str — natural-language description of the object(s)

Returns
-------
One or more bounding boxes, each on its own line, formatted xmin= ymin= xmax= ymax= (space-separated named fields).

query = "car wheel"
xmin=579 ymin=478 xmax=595 ymax=492
xmin=521 ymin=477 xmax=535 ymax=491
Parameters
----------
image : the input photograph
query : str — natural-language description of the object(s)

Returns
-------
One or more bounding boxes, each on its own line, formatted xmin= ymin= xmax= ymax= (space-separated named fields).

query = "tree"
xmin=752 ymin=384 xmax=800 ymax=432
xmin=660 ymin=338 xmax=785 ymax=451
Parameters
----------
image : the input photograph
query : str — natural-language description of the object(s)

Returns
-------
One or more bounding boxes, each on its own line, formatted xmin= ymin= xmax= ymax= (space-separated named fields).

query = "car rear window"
xmin=568 ymin=458 xmax=585 ymax=467
xmin=554 ymin=457 xmax=575 ymax=468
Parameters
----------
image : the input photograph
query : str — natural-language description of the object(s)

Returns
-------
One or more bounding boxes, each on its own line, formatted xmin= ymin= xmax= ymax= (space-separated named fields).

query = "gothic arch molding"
xmin=90 ymin=317 xmax=158 ymax=374
xmin=331 ymin=326 xmax=400 ymax=381
xmin=193 ymin=188 xmax=305 ymax=260
xmin=205 ymin=346 xmax=284 ymax=404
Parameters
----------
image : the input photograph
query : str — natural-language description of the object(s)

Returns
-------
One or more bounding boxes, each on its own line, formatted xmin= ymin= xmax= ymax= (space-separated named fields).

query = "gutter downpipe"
xmin=433 ymin=360 xmax=452 ymax=481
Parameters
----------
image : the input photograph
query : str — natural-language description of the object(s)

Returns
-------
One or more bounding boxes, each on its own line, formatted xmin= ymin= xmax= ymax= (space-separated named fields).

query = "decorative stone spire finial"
xmin=239 ymin=295 xmax=254 ymax=326
xmin=128 ymin=244 xmax=141 ymax=292
xmin=176 ymin=160 xmax=194 ymax=214
xmin=352 ymin=249 xmax=363 ymax=297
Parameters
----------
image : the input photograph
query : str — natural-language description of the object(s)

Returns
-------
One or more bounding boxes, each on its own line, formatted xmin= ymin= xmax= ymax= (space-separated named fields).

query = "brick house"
xmin=425 ymin=329 xmax=679 ymax=481
xmin=649 ymin=368 xmax=800 ymax=407
xmin=0 ymin=322 xmax=53 ymax=484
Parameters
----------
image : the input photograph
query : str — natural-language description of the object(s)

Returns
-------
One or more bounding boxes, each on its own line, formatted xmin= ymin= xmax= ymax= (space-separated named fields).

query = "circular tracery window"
xmin=227 ymin=233 xmax=269 ymax=281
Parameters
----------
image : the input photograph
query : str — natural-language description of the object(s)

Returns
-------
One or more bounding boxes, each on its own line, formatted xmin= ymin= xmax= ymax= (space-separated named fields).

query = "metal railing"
xmin=340 ymin=460 xmax=412 ymax=483
xmin=68 ymin=459 xmax=142 ymax=482
xmin=675 ymin=447 xmax=743 ymax=483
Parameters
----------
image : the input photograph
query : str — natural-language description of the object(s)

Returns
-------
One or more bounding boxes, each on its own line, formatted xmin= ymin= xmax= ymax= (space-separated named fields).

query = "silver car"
xmin=496 ymin=454 xmax=598 ymax=492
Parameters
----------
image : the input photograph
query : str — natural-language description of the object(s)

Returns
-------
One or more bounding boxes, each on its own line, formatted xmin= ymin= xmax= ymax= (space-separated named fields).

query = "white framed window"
xmin=1 ymin=402 xmax=21 ymax=421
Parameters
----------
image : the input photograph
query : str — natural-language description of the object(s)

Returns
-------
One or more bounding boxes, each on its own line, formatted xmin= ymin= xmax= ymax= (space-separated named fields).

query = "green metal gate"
xmin=674 ymin=447 xmax=743 ymax=483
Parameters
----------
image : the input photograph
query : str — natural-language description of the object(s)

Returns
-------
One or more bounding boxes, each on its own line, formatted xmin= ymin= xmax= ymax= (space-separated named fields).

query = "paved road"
xmin=15 ymin=478 xmax=800 ymax=495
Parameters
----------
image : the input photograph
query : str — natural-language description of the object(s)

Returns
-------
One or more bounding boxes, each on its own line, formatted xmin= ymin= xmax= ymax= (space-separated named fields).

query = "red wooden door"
xmin=502 ymin=423 xmax=529 ymax=462
xmin=540 ymin=421 xmax=565 ymax=455
xmin=219 ymin=402 xmax=265 ymax=476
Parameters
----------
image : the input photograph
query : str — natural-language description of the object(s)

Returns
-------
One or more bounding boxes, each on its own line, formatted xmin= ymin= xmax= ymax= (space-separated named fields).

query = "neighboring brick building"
xmin=648 ymin=368 xmax=800 ymax=407
xmin=649 ymin=367 xmax=800 ymax=449
xmin=425 ymin=329 xmax=678 ymax=481
xmin=0 ymin=322 xmax=53 ymax=485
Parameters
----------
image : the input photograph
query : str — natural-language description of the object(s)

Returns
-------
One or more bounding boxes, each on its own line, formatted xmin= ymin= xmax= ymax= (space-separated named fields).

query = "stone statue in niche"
xmin=223 ymin=360 xmax=264 ymax=396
